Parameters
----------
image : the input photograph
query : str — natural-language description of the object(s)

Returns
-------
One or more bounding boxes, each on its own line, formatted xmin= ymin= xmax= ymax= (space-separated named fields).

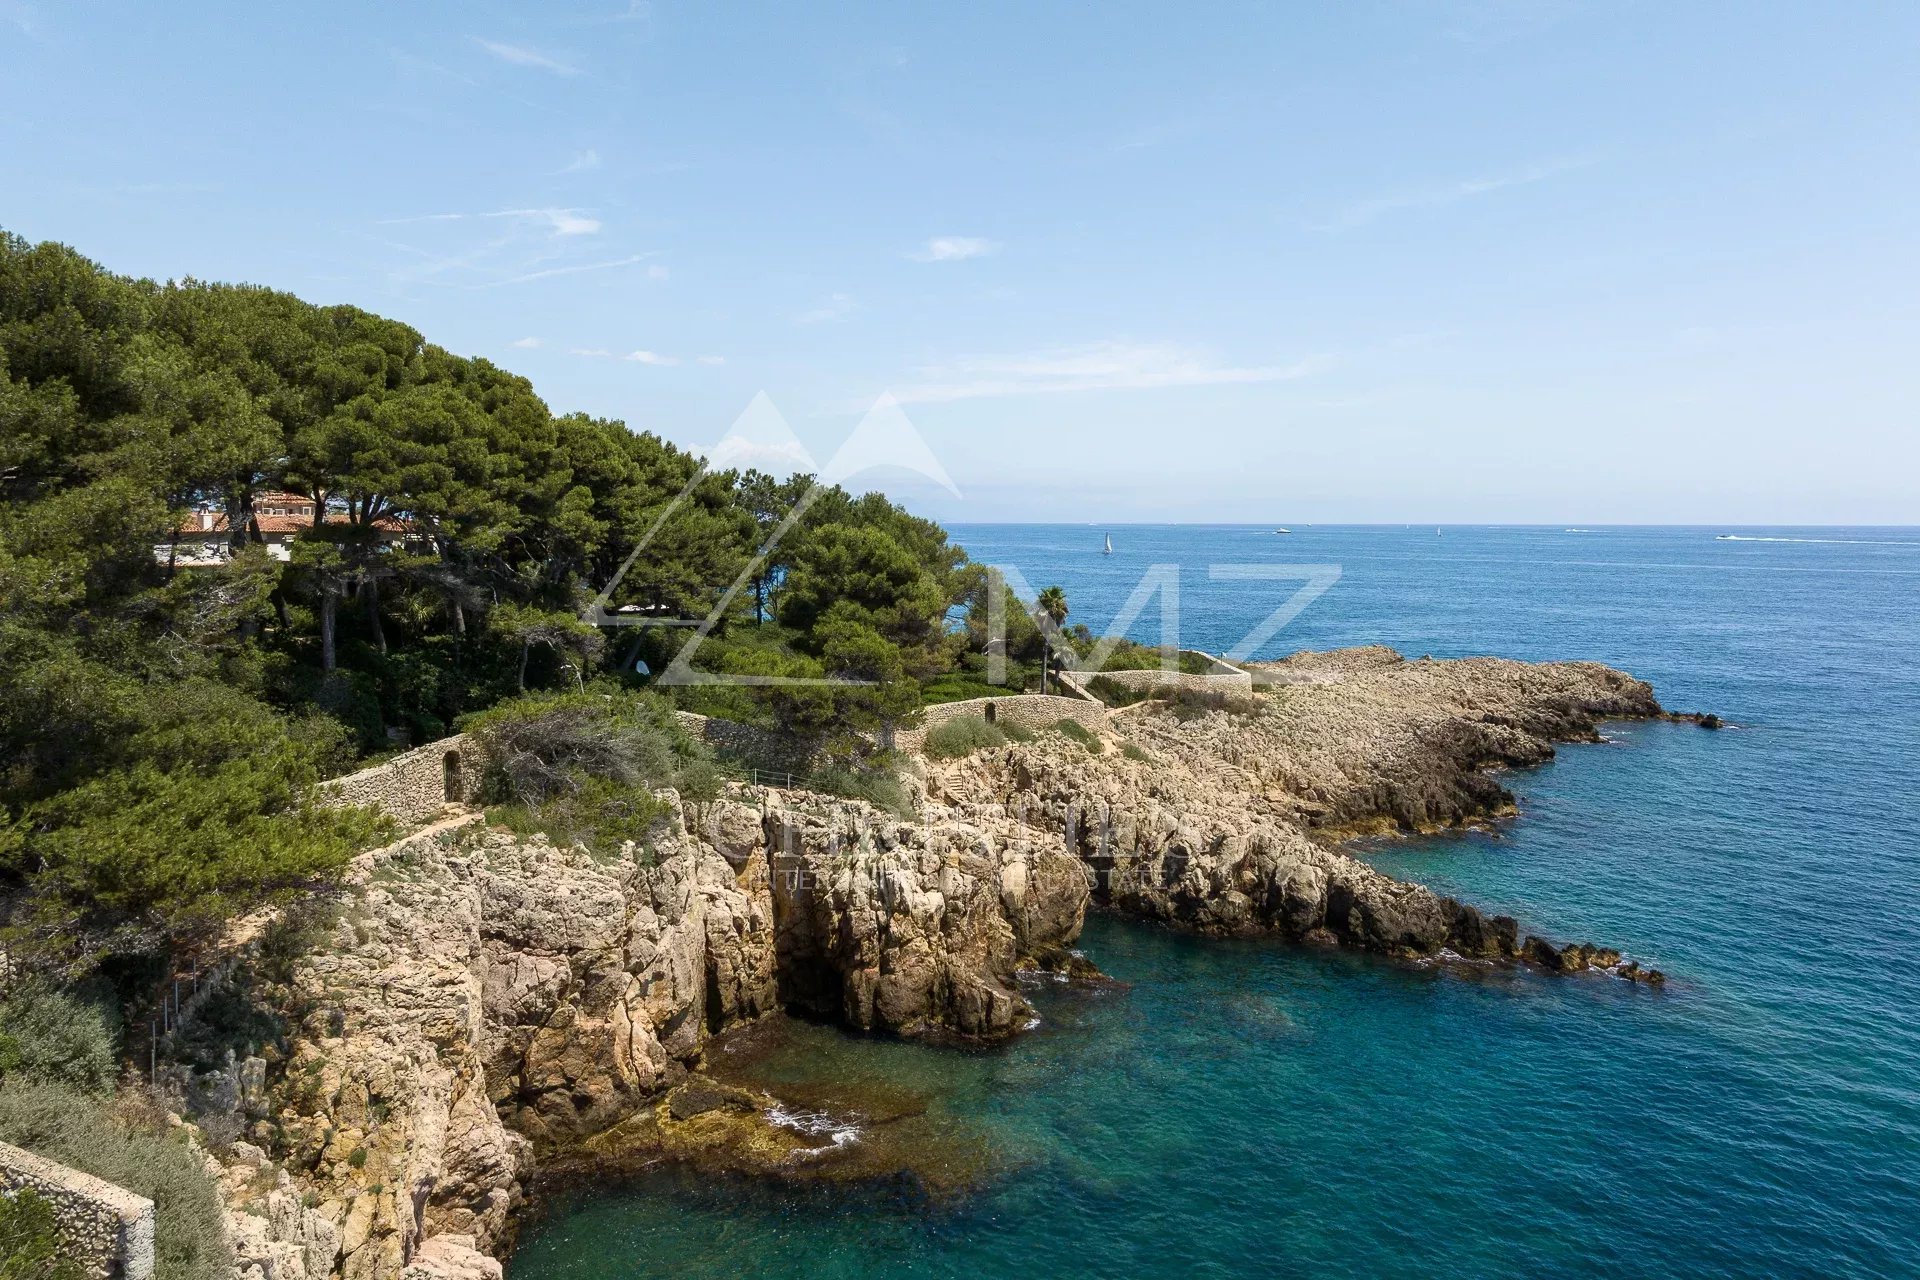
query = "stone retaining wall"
xmin=673 ymin=711 xmax=819 ymax=776
xmin=323 ymin=734 xmax=478 ymax=827
xmin=895 ymin=694 xmax=1110 ymax=752
xmin=1063 ymin=650 xmax=1253 ymax=701
xmin=0 ymin=1141 xmax=155 ymax=1280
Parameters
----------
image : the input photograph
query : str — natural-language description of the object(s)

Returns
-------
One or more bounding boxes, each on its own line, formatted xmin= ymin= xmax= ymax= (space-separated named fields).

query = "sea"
xmin=510 ymin=525 xmax=1920 ymax=1279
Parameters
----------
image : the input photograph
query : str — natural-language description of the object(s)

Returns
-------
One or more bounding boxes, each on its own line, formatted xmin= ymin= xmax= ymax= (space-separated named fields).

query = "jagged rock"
xmin=202 ymin=647 xmax=1677 ymax=1278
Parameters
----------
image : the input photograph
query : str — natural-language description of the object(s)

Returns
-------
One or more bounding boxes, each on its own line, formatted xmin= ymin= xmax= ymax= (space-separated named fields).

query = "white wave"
xmin=767 ymin=1104 xmax=863 ymax=1152
xmin=1716 ymin=535 xmax=1920 ymax=546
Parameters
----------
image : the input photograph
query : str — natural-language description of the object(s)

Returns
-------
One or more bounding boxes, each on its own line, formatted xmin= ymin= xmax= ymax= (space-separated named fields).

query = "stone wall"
xmin=673 ymin=711 xmax=818 ymax=778
xmin=1063 ymin=650 xmax=1253 ymax=701
xmin=0 ymin=1141 xmax=155 ymax=1280
xmin=895 ymin=694 xmax=1110 ymax=752
xmin=323 ymin=734 xmax=478 ymax=828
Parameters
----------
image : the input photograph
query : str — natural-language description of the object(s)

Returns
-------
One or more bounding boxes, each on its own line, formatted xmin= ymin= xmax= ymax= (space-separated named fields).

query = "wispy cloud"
xmin=1323 ymin=157 xmax=1589 ymax=229
xmin=499 ymin=207 xmax=601 ymax=236
xmin=571 ymin=347 xmax=613 ymax=358
xmin=795 ymin=292 xmax=856 ymax=324
xmin=472 ymin=37 xmax=582 ymax=76
xmin=887 ymin=341 xmax=1329 ymax=404
xmin=646 ymin=264 xmax=670 ymax=280
xmin=491 ymin=254 xmax=654 ymax=286
xmin=626 ymin=349 xmax=680 ymax=366
xmin=512 ymin=336 xmax=543 ymax=349
xmin=560 ymin=148 xmax=601 ymax=173
xmin=379 ymin=207 xmax=601 ymax=236
xmin=911 ymin=236 xmax=997 ymax=262
xmin=697 ymin=355 xmax=726 ymax=366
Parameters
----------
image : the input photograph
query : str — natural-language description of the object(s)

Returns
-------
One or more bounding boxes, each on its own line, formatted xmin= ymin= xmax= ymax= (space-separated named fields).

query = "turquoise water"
xmin=513 ymin=526 xmax=1920 ymax=1279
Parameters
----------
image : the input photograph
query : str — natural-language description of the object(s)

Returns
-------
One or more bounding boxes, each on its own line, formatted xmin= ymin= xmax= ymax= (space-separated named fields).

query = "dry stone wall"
xmin=323 ymin=735 xmax=478 ymax=828
xmin=1064 ymin=650 xmax=1253 ymax=700
xmin=0 ymin=1140 xmax=155 ymax=1280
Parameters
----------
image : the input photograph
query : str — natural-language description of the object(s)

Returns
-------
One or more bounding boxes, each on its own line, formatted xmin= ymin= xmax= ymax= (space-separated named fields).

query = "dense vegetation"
xmin=0 ymin=229 xmax=1068 ymax=976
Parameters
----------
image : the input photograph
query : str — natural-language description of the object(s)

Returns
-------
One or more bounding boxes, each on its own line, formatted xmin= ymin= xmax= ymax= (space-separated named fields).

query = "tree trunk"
xmin=320 ymin=592 xmax=338 ymax=672
xmin=517 ymin=640 xmax=530 ymax=691
xmin=365 ymin=577 xmax=388 ymax=654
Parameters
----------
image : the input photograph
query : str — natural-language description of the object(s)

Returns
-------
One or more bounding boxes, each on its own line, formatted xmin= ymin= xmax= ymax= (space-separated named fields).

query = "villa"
xmin=157 ymin=492 xmax=407 ymax=566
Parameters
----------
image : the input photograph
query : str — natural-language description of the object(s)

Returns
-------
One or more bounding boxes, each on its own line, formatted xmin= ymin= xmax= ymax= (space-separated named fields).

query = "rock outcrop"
xmin=922 ymin=649 xmax=1666 ymax=970
xmin=205 ymin=647 xmax=1673 ymax=1278
xmin=211 ymin=790 xmax=1086 ymax=1278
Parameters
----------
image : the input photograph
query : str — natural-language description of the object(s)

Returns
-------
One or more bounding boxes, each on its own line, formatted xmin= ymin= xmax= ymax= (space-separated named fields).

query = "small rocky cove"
xmin=199 ymin=649 xmax=1683 ymax=1279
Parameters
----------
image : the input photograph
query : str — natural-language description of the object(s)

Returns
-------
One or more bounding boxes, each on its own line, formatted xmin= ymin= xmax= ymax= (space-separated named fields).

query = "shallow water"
xmin=512 ymin=525 xmax=1920 ymax=1279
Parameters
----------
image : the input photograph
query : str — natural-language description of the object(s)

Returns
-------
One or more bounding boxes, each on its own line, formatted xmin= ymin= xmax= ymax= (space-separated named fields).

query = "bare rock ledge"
xmin=206 ymin=647 xmax=1681 ymax=1279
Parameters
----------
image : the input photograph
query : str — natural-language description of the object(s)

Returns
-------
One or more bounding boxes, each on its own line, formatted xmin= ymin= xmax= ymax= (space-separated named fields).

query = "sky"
xmin=4 ymin=1 xmax=1918 ymax=524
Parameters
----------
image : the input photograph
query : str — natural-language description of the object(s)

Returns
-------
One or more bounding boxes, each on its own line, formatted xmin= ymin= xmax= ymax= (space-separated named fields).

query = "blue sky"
xmin=4 ymin=1 xmax=1917 ymax=523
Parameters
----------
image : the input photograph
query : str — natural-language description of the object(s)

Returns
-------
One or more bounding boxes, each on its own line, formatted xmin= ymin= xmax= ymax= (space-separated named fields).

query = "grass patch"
xmin=922 ymin=715 xmax=1008 ymax=759
xmin=1120 ymin=740 xmax=1151 ymax=762
xmin=1050 ymin=719 xmax=1104 ymax=753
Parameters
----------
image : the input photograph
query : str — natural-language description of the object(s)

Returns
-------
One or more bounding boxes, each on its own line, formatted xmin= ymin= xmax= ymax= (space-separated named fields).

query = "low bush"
xmin=0 ymin=981 xmax=118 ymax=1095
xmin=0 ymin=1079 xmax=228 ymax=1280
xmin=1166 ymin=687 xmax=1260 ymax=720
xmin=1120 ymin=740 xmax=1151 ymax=762
xmin=463 ymin=690 xmax=718 ymax=855
xmin=488 ymin=776 xmax=672 ymax=861
xmin=1085 ymin=641 xmax=1215 ymax=675
xmin=809 ymin=760 xmax=913 ymax=817
xmin=923 ymin=715 xmax=1008 ymax=759
xmin=1085 ymin=675 xmax=1151 ymax=708
xmin=0 ymin=1186 xmax=86 ymax=1280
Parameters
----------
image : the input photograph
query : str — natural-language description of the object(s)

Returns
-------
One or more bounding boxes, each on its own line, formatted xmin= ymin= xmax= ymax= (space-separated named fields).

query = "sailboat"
xmin=1103 ymin=533 xmax=1113 ymax=555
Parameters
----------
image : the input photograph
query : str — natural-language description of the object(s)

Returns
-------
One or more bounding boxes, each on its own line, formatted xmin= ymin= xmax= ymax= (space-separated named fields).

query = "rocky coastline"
xmin=202 ymin=647 xmax=1685 ymax=1279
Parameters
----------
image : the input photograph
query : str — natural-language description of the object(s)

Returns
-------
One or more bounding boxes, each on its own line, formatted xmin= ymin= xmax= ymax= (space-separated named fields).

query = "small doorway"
xmin=443 ymin=750 xmax=463 ymax=802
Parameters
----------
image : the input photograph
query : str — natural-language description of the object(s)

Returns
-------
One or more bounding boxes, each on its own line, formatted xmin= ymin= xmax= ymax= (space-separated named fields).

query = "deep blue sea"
xmin=512 ymin=525 xmax=1920 ymax=1279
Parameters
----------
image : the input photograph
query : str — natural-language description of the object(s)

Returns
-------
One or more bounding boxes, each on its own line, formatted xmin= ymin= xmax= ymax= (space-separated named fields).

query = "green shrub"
xmin=1120 ymin=741 xmax=1151 ymax=762
xmin=1085 ymin=641 xmax=1214 ymax=675
xmin=0 ymin=1186 xmax=86 ymax=1280
xmin=465 ymin=690 xmax=715 ymax=854
xmin=1051 ymin=719 xmax=1104 ymax=753
xmin=1085 ymin=675 xmax=1150 ymax=708
xmin=809 ymin=761 xmax=913 ymax=817
xmin=489 ymin=775 xmax=671 ymax=860
xmin=922 ymin=715 xmax=1007 ymax=759
xmin=0 ymin=982 xmax=118 ymax=1095
xmin=1166 ymin=687 xmax=1259 ymax=720
xmin=0 ymin=1080 xmax=228 ymax=1280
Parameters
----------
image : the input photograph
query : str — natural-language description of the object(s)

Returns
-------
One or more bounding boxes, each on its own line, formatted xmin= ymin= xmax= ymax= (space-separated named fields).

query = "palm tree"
xmin=1036 ymin=585 xmax=1069 ymax=627
xmin=1034 ymin=586 xmax=1068 ymax=693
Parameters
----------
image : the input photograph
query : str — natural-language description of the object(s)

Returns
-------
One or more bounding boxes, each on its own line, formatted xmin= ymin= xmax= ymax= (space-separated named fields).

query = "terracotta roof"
xmin=172 ymin=502 xmax=409 ymax=539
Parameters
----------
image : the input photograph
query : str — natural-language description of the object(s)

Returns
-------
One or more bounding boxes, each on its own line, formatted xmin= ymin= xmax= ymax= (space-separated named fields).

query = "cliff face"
xmin=221 ymin=794 xmax=1088 ymax=1279
xmin=216 ymin=648 xmax=1670 ymax=1279
xmin=921 ymin=651 xmax=1666 ymax=960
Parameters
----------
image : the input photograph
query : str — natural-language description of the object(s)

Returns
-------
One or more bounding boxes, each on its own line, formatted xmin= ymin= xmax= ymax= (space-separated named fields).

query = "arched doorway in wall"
xmin=443 ymin=749 xmax=462 ymax=803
